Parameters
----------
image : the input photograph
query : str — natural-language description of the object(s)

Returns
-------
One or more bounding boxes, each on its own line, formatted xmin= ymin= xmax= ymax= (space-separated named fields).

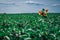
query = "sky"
xmin=0 ymin=0 xmax=60 ymax=13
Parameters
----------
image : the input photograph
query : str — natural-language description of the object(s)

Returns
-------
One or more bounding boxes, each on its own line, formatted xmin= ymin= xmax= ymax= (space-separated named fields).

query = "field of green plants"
xmin=0 ymin=13 xmax=60 ymax=40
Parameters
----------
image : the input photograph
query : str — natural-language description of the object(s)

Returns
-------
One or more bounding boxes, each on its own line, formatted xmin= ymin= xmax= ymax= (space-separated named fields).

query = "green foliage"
xmin=0 ymin=13 xmax=60 ymax=40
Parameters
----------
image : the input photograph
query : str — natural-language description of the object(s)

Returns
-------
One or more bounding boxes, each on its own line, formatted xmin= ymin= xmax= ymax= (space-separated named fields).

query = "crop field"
xmin=0 ymin=13 xmax=60 ymax=40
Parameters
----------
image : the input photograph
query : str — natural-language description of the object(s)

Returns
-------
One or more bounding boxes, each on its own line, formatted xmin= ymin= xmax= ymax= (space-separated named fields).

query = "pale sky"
xmin=0 ymin=0 xmax=60 ymax=13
